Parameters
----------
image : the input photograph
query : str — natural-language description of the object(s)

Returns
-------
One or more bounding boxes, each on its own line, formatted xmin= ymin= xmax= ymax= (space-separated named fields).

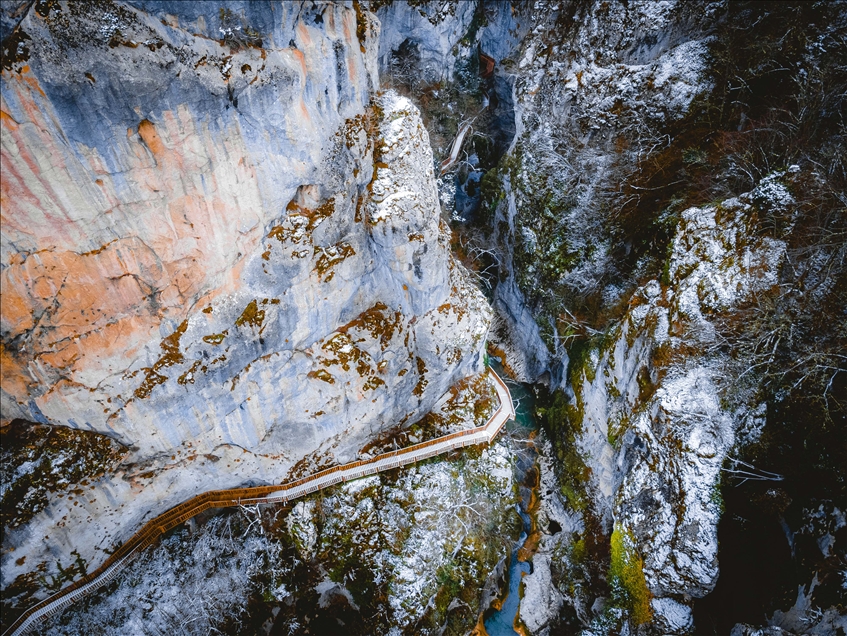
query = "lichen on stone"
xmin=201 ymin=331 xmax=227 ymax=345
xmin=234 ymin=300 xmax=265 ymax=331
xmin=133 ymin=320 xmax=188 ymax=400
xmin=314 ymin=242 xmax=356 ymax=282
xmin=412 ymin=356 xmax=428 ymax=397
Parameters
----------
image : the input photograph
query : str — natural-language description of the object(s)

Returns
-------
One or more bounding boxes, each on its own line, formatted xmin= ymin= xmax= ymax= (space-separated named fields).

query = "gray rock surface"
xmin=518 ymin=435 xmax=578 ymax=634
xmin=1 ymin=1 xmax=490 ymax=602
xmin=370 ymin=0 xmax=476 ymax=84
xmin=568 ymin=187 xmax=787 ymax=629
xmin=520 ymin=550 xmax=563 ymax=635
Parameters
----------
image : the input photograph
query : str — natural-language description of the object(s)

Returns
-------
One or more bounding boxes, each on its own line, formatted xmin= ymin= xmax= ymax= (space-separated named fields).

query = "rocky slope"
xmin=483 ymin=0 xmax=716 ymax=383
xmin=371 ymin=0 xmax=845 ymax=633
xmin=2 ymin=1 xmax=845 ymax=635
xmin=562 ymin=183 xmax=789 ymax=631
xmin=34 ymin=375 xmax=519 ymax=636
xmin=1 ymin=0 xmax=491 ymax=609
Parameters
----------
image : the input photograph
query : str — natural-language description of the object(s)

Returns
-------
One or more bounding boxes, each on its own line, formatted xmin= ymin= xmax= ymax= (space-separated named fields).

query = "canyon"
xmin=2 ymin=1 xmax=845 ymax=635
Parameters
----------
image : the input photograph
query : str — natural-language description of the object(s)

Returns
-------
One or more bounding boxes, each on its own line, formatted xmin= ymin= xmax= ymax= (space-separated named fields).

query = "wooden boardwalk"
xmin=3 ymin=369 xmax=515 ymax=636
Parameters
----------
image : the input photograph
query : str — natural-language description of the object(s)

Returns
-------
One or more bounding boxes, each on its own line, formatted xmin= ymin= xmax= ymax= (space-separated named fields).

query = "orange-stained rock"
xmin=0 ymin=3 xmax=479 ymax=609
xmin=0 ymin=341 xmax=32 ymax=398
xmin=137 ymin=119 xmax=165 ymax=158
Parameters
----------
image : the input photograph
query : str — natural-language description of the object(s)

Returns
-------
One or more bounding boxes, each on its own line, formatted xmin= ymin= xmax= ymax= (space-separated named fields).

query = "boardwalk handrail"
xmin=3 ymin=369 xmax=515 ymax=636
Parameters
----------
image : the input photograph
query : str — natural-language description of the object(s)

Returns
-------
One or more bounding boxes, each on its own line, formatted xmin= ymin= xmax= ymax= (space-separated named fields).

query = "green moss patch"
xmin=609 ymin=524 xmax=652 ymax=625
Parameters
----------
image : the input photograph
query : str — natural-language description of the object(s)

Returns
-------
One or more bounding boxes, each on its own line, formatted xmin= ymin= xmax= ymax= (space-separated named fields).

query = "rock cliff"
xmin=2 ymin=1 xmax=844 ymax=634
xmin=566 ymin=186 xmax=787 ymax=630
xmin=1 ymin=0 xmax=490 ymax=605
xmin=372 ymin=0 xmax=845 ymax=633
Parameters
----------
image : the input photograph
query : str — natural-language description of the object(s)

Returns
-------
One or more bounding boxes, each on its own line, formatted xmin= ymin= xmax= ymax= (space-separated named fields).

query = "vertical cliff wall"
xmin=1 ymin=0 xmax=491 ymax=603
xmin=371 ymin=1 xmax=845 ymax=633
xmin=4 ymin=1 xmax=843 ymax=633
xmin=1 ymin=0 xmax=380 ymax=438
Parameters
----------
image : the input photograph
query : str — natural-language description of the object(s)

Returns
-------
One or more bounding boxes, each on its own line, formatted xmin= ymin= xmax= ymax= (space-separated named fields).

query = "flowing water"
xmin=484 ymin=364 xmax=538 ymax=636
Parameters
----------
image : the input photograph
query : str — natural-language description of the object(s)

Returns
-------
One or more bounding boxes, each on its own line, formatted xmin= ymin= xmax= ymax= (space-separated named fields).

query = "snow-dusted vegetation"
xmin=41 ymin=513 xmax=281 ymax=636
xmin=421 ymin=0 xmax=845 ymax=633
xmin=2 ymin=1 xmax=844 ymax=635
xmin=38 ymin=438 xmax=518 ymax=636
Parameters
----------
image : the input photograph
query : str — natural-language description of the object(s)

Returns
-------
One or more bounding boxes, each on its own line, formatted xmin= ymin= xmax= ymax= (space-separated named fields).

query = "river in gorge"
xmin=484 ymin=362 xmax=540 ymax=636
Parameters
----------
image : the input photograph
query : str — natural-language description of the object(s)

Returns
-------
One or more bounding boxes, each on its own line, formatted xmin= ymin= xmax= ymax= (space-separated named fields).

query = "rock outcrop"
xmin=34 ymin=375 xmax=517 ymax=634
xmin=373 ymin=0 xmax=476 ymax=84
xmin=1 ymin=1 xmax=490 ymax=603
xmin=486 ymin=0 xmax=714 ymax=385
xmin=570 ymin=187 xmax=786 ymax=628
xmin=374 ymin=1 xmax=844 ymax=633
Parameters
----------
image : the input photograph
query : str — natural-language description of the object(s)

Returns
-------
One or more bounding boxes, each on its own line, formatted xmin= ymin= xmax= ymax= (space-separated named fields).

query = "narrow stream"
xmin=484 ymin=364 xmax=538 ymax=636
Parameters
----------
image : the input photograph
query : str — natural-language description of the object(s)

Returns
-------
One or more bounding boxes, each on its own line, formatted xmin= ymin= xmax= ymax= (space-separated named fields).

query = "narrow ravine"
xmin=483 ymin=363 xmax=539 ymax=636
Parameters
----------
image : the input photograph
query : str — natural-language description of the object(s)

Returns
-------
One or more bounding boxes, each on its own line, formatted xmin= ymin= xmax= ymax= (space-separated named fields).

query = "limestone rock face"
xmin=1 ymin=0 xmax=376 ymax=434
xmin=487 ymin=0 xmax=714 ymax=385
xmin=519 ymin=550 xmax=563 ymax=634
xmin=0 ymin=1 xmax=490 ymax=601
xmin=370 ymin=0 xmax=477 ymax=84
xmin=569 ymin=187 xmax=787 ymax=629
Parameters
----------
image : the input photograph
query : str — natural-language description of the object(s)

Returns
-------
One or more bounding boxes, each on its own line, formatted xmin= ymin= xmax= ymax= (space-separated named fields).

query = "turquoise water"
xmin=484 ymin=363 xmax=538 ymax=636
xmin=484 ymin=530 xmax=531 ymax=636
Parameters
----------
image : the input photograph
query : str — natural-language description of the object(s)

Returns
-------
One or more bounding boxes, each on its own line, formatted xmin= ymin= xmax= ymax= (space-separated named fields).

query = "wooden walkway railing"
xmin=3 ymin=369 xmax=515 ymax=636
